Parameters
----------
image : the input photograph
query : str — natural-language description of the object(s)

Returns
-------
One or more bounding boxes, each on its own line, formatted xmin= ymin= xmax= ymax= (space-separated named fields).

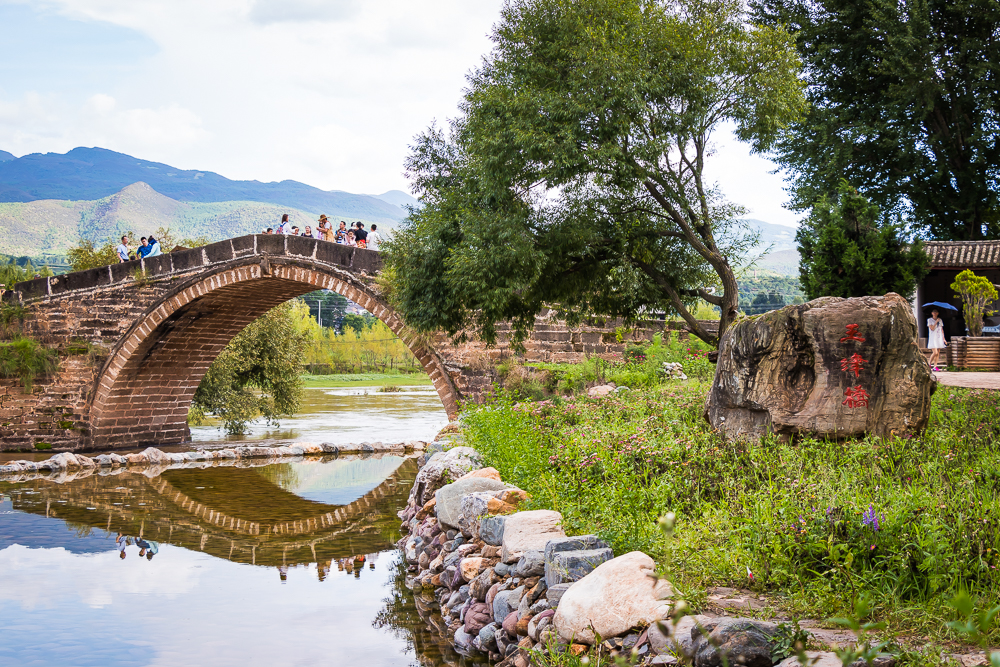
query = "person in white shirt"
xmin=146 ymin=237 xmax=162 ymax=257
xmin=277 ymin=214 xmax=292 ymax=234
xmin=115 ymin=236 xmax=130 ymax=262
xmin=927 ymin=308 xmax=947 ymax=371
xmin=368 ymin=224 xmax=383 ymax=251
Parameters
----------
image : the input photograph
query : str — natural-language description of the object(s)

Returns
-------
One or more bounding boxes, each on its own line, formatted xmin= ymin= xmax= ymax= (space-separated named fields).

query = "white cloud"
xmin=0 ymin=91 xmax=208 ymax=160
xmin=248 ymin=0 xmax=359 ymax=25
xmin=0 ymin=0 xmax=800 ymax=225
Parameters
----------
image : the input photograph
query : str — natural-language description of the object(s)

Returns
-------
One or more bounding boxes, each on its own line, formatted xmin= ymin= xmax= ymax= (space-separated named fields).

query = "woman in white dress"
xmin=927 ymin=308 xmax=947 ymax=371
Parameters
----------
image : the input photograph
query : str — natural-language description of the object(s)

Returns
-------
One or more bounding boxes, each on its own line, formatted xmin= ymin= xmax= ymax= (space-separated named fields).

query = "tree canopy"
xmin=796 ymin=181 xmax=928 ymax=300
xmin=190 ymin=301 xmax=308 ymax=435
xmin=384 ymin=0 xmax=806 ymax=347
xmin=752 ymin=0 xmax=1000 ymax=240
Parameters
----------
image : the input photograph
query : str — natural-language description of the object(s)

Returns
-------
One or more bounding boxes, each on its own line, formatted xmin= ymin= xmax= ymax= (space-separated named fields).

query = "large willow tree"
xmin=385 ymin=0 xmax=806 ymax=346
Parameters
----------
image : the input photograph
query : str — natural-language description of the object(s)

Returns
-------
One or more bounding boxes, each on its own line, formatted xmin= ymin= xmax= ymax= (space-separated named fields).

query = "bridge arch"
xmin=88 ymin=252 xmax=458 ymax=448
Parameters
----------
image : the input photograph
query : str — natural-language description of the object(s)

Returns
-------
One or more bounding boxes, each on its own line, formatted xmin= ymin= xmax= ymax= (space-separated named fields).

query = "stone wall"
xmin=434 ymin=314 xmax=717 ymax=404
xmin=0 ymin=356 xmax=103 ymax=450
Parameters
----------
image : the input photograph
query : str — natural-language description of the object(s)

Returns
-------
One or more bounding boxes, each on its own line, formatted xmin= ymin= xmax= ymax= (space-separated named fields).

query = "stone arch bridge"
xmin=2 ymin=234 xmax=687 ymax=451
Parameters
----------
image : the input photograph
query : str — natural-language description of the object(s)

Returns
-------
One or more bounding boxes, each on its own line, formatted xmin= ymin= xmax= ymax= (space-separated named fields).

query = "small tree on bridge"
xmin=384 ymin=0 xmax=806 ymax=347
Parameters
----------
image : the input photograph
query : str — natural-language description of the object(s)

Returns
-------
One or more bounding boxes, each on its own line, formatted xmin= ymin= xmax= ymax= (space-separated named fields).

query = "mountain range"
xmin=0 ymin=147 xmax=416 ymax=222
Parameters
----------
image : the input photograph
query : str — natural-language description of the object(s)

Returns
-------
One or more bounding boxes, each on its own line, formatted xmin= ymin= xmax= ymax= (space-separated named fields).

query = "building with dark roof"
xmin=916 ymin=241 xmax=1000 ymax=341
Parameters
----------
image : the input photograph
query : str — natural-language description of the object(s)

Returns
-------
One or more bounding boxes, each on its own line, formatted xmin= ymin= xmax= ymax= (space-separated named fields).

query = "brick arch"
xmin=89 ymin=260 xmax=458 ymax=448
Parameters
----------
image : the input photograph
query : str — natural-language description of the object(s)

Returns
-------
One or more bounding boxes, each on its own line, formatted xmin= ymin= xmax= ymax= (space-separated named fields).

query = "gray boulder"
xmin=407 ymin=446 xmax=484 ymax=508
xmin=436 ymin=477 xmax=511 ymax=529
xmin=691 ymin=617 xmax=779 ymax=667
xmin=544 ymin=535 xmax=613 ymax=588
xmin=545 ymin=548 xmax=613 ymax=587
xmin=478 ymin=622 xmax=499 ymax=652
xmin=492 ymin=586 xmax=525 ymax=623
xmin=513 ymin=550 xmax=545 ymax=577
xmin=480 ymin=515 xmax=507 ymax=546
xmin=705 ymin=294 xmax=934 ymax=442
xmin=546 ymin=583 xmax=573 ymax=607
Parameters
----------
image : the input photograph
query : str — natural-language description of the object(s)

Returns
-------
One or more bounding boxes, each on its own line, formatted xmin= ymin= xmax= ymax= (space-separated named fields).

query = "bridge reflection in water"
xmin=0 ymin=453 xmax=491 ymax=667
xmin=1 ymin=454 xmax=417 ymax=569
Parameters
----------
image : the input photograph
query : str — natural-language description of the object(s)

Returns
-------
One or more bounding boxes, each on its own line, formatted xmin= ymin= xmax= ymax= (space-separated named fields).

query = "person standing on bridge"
xmin=368 ymin=224 xmax=382 ymax=251
xmin=146 ymin=236 xmax=162 ymax=257
xmin=116 ymin=236 xmax=130 ymax=263
xmin=137 ymin=237 xmax=152 ymax=259
xmin=278 ymin=214 xmax=292 ymax=234
xmin=335 ymin=221 xmax=348 ymax=243
xmin=318 ymin=215 xmax=332 ymax=241
xmin=353 ymin=222 xmax=368 ymax=244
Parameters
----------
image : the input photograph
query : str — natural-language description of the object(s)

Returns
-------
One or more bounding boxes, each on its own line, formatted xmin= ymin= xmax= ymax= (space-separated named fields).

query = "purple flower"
xmin=861 ymin=504 xmax=884 ymax=532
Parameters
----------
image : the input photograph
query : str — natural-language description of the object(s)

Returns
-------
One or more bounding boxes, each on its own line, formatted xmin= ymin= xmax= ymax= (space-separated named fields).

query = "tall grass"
xmin=462 ymin=384 xmax=1000 ymax=641
xmin=290 ymin=300 xmax=422 ymax=375
xmin=0 ymin=337 xmax=60 ymax=390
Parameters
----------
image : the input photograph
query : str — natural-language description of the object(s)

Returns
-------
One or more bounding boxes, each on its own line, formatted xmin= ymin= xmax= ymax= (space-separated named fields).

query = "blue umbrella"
xmin=921 ymin=301 xmax=959 ymax=311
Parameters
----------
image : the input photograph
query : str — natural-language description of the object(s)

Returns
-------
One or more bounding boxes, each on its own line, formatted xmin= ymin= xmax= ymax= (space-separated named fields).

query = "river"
xmin=0 ymin=385 xmax=482 ymax=667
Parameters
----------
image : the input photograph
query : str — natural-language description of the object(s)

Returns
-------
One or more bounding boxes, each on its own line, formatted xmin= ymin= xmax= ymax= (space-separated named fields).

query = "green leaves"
xmin=796 ymin=180 xmax=928 ymax=299
xmin=386 ymin=0 xmax=806 ymax=347
xmin=753 ymin=0 xmax=1000 ymax=240
xmin=191 ymin=301 xmax=307 ymax=435
xmin=951 ymin=270 xmax=999 ymax=337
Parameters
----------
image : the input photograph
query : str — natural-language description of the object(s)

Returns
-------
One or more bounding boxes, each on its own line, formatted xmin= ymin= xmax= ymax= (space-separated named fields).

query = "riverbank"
xmin=452 ymin=382 xmax=1000 ymax=663
xmin=0 ymin=439 xmax=429 ymax=480
xmin=394 ymin=380 xmax=999 ymax=666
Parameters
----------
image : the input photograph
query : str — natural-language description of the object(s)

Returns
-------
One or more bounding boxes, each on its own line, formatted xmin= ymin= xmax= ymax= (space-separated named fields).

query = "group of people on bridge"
xmin=114 ymin=213 xmax=382 ymax=264
xmin=115 ymin=235 xmax=163 ymax=262
xmin=262 ymin=214 xmax=382 ymax=250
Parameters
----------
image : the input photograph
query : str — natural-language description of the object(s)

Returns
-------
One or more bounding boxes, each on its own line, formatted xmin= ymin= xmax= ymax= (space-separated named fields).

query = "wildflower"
xmin=861 ymin=504 xmax=884 ymax=531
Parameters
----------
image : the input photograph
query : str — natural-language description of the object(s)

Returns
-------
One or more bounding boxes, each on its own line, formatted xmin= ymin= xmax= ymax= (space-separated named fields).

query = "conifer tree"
xmin=796 ymin=181 xmax=928 ymax=300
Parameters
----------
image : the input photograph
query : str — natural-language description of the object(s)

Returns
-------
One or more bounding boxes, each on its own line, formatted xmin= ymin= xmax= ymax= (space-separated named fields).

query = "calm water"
xmin=190 ymin=386 xmax=449 ymax=445
xmin=0 ymin=390 xmax=478 ymax=667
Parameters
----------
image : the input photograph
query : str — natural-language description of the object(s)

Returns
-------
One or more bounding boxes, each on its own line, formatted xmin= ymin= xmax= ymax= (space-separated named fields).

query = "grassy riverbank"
xmin=462 ymin=380 xmax=1000 ymax=649
xmin=300 ymin=372 xmax=432 ymax=388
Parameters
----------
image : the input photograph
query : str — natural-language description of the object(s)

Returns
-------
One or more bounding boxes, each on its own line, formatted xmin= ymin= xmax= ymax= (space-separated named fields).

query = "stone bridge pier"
xmin=1 ymin=234 xmax=692 ymax=452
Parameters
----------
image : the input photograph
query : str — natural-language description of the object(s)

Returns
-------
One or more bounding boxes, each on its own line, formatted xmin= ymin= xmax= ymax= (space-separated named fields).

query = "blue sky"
xmin=0 ymin=0 xmax=799 ymax=225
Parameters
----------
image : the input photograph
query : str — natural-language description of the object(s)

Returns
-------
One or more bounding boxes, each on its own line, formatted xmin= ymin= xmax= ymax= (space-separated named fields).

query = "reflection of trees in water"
xmin=373 ymin=554 xmax=418 ymax=651
xmin=373 ymin=554 xmax=485 ymax=667
xmin=252 ymin=463 xmax=301 ymax=491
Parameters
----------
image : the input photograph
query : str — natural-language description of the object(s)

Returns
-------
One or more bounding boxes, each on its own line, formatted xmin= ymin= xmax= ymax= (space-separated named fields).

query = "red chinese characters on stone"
xmin=842 ymin=385 xmax=870 ymax=408
xmin=840 ymin=324 xmax=866 ymax=343
xmin=839 ymin=353 xmax=868 ymax=378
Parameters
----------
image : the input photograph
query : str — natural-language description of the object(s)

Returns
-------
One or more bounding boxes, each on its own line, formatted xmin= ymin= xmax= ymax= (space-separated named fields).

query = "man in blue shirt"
xmin=115 ymin=236 xmax=130 ymax=262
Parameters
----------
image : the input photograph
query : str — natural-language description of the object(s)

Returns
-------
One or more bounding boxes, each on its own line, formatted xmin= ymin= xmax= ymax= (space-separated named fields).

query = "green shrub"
xmin=33 ymin=442 xmax=52 ymax=450
xmin=0 ymin=337 xmax=60 ymax=390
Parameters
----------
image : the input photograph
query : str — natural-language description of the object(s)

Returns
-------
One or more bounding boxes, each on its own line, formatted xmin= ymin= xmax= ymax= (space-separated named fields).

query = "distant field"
xmin=300 ymin=373 xmax=432 ymax=388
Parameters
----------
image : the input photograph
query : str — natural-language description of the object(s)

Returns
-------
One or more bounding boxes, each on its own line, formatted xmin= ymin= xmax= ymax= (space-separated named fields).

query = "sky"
xmin=0 ymin=0 xmax=800 ymax=226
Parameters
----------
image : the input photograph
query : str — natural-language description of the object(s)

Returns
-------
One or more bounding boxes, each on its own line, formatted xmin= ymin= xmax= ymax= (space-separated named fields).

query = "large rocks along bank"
xmin=400 ymin=444 xmax=903 ymax=667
